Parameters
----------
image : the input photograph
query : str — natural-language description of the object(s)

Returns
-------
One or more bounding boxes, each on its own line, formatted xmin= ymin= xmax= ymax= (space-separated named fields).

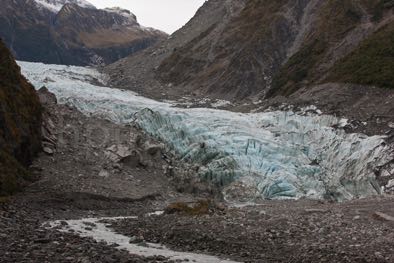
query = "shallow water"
xmin=49 ymin=216 xmax=239 ymax=263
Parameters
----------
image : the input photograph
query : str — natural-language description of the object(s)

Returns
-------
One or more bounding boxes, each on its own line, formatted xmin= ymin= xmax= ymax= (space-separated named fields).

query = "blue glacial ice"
xmin=19 ymin=61 xmax=393 ymax=201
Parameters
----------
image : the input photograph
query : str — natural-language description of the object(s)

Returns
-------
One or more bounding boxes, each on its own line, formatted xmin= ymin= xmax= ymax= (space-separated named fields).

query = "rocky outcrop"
xmin=0 ymin=39 xmax=42 ymax=195
xmin=38 ymin=87 xmax=58 ymax=156
xmin=0 ymin=0 xmax=167 ymax=66
xmin=107 ymin=0 xmax=394 ymax=100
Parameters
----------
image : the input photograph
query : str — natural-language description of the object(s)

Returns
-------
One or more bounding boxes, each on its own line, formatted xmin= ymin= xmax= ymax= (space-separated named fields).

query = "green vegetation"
xmin=0 ymin=196 xmax=10 ymax=204
xmin=0 ymin=150 xmax=31 ymax=196
xmin=270 ymin=39 xmax=327 ymax=97
xmin=227 ymin=0 xmax=287 ymax=39
xmin=0 ymin=40 xmax=42 ymax=196
xmin=327 ymin=22 xmax=394 ymax=89
xmin=269 ymin=0 xmax=363 ymax=96
xmin=0 ymin=40 xmax=21 ymax=84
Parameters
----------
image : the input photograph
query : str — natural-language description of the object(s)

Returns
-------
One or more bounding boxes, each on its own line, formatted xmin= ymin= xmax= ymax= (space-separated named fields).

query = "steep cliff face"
xmin=0 ymin=40 xmax=42 ymax=195
xmin=158 ymin=0 xmax=311 ymax=99
xmin=0 ymin=0 xmax=166 ymax=66
xmin=325 ymin=20 xmax=394 ymax=89
xmin=106 ymin=0 xmax=246 ymax=99
xmin=107 ymin=0 xmax=394 ymax=100
xmin=269 ymin=0 xmax=394 ymax=96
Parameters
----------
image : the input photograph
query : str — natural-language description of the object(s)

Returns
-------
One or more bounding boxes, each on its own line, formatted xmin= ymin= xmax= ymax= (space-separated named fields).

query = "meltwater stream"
xmin=48 ymin=216 xmax=239 ymax=263
xmin=19 ymin=61 xmax=392 ymax=202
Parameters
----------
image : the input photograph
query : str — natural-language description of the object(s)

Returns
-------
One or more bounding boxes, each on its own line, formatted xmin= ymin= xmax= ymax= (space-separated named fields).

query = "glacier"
xmin=18 ymin=61 xmax=393 ymax=202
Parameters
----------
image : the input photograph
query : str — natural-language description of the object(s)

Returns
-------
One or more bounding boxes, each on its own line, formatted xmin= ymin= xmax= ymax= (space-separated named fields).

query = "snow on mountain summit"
xmin=104 ymin=7 xmax=137 ymax=21
xmin=34 ymin=0 xmax=138 ymax=25
xmin=34 ymin=0 xmax=96 ymax=12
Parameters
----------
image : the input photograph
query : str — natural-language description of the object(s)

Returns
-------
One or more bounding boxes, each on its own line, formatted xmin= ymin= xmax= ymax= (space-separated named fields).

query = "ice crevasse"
xmin=19 ymin=61 xmax=393 ymax=202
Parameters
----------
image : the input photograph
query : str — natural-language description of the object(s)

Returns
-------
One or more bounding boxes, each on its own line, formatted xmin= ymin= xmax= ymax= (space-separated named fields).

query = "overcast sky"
xmin=89 ymin=0 xmax=206 ymax=34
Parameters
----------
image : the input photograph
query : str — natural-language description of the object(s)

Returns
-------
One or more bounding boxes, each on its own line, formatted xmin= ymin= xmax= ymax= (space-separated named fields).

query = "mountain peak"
xmin=103 ymin=7 xmax=137 ymax=21
xmin=1 ymin=0 xmax=166 ymax=66
xmin=34 ymin=0 xmax=95 ymax=13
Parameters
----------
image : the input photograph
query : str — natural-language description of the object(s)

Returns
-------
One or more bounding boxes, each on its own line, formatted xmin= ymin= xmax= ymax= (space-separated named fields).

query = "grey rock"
xmin=43 ymin=147 xmax=55 ymax=155
xmin=98 ymin=170 xmax=110 ymax=178
xmin=121 ymin=151 xmax=142 ymax=168
xmin=144 ymin=142 xmax=164 ymax=156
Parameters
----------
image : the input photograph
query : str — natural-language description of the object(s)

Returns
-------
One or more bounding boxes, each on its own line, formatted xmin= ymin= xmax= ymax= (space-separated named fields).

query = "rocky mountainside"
xmin=0 ymin=0 xmax=167 ymax=66
xmin=107 ymin=0 xmax=394 ymax=135
xmin=106 ymin=0 xmax=246 ymax=98
xmin=107 ymin=0 xmax=394 ymax=98
xmin=0 ymin=39 xmax=42 ymax=196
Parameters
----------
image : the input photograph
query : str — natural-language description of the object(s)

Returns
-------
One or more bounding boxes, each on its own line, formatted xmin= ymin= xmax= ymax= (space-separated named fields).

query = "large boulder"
xmin=0 ymin=39 xmax=42 ymax=195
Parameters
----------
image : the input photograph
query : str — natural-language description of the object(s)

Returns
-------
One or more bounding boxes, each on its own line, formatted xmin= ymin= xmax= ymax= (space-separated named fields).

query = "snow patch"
xmin=104 ymin=7 xmax=137 ymax=21
xmin=102 ymin=7 xmax=157 ymax=30
xmin=34 ymin=0 xmax=95 ymax=12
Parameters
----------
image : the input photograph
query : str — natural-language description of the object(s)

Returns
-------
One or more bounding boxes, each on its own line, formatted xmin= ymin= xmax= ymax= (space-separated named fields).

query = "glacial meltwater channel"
xmin=48 ymin=216 xmax=239 ymax=263
xmin=19 ymin=61 xmax=392 ymax=202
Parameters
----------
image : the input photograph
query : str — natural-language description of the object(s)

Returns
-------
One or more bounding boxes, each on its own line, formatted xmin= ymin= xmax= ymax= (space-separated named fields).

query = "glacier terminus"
xmin=19 ymin=61 xmax=393 ymax=202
